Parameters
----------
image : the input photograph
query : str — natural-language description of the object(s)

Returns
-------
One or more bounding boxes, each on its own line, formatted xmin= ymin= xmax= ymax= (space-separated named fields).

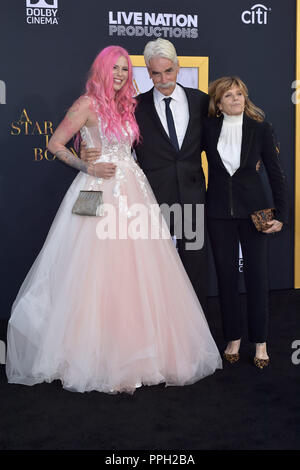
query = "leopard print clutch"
xmin=251 ymin=208 xmax=275 ymax=231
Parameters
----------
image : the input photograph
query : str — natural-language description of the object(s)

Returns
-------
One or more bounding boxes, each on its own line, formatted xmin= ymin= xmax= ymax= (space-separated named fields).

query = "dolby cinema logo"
xmin=26 ymin=0 xmax=59 ymax=25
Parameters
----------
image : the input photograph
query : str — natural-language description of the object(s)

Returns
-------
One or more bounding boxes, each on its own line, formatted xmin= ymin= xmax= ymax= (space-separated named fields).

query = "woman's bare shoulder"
xmin=67 ymin=95 xmax=98 ymax=126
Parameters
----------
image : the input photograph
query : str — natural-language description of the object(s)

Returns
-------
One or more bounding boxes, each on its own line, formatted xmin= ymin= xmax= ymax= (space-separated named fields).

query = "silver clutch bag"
xmin=72 ymin=190 xmax=103 ymax=216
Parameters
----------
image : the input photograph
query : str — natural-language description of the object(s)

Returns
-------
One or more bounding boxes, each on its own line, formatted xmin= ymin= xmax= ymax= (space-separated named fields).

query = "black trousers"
xmin=207 ymin=217 xmax=269 ymax=343
xmin=168 ymin=205 xmax=207 ymax=311
xmin=177 ymin=234 xmax=207 ymax=311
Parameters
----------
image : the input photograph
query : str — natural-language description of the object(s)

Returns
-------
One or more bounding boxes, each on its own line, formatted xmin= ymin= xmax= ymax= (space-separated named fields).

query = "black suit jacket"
xmin=203 ymin=114 xmax=288 ymax=223
xmin=134 ymin=85 xmax=209 ymax=208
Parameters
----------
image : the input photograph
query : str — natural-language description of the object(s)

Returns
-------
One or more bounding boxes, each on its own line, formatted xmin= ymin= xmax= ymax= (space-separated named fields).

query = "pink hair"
xmin=85 ymin=45 xmax=139 ymax=144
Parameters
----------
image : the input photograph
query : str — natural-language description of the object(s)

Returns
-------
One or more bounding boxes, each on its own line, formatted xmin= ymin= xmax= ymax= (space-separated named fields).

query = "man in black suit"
xmin=134 ymin=38 xmax=209 ymax=307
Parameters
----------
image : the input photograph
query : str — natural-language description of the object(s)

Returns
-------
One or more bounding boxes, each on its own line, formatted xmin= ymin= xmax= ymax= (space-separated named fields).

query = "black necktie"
xmin=164 ymin=97 xmax=179 ymax=152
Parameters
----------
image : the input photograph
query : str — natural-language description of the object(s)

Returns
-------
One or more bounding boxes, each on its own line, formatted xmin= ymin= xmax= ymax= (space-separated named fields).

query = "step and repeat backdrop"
xmin=0 ymin=0 xmax=298 ymax=318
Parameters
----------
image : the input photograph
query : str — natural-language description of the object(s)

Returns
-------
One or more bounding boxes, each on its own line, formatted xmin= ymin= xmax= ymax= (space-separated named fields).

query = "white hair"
xmin=143 ymin=38 xmax=178 ymax=67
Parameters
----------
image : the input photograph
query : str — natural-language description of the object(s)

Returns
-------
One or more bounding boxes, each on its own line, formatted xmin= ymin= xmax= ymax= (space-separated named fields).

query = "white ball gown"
xmin=6 ymin=114 xmax=222 ymax=394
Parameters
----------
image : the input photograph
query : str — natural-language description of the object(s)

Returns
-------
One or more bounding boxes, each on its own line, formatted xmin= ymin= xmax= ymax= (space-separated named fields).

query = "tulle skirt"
xmin=6 ymin=163 xmax=222 ymax=393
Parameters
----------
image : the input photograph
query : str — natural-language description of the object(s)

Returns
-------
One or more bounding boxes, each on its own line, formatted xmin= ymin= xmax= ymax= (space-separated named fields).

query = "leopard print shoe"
xmin=254 ymin=357 xmax=270 ymax=369
xmin=223 ymin=352 xmax=240 ymax=363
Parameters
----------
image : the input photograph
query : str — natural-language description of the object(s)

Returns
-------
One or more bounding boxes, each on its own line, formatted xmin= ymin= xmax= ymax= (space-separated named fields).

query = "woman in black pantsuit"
xmin=204 ymin=76 xmax=288 ymax=368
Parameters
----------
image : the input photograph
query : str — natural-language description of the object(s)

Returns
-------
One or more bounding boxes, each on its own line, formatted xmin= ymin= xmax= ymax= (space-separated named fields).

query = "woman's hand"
xmin=87 ymin=162 xmax=116 ymax=179
xmin=81 ymin=140 xmax=116 ymax=179
xmin=262 ymin=219 xmax=283 ymax=234
xmin=80 ymin=141 xmax=101 ymax=162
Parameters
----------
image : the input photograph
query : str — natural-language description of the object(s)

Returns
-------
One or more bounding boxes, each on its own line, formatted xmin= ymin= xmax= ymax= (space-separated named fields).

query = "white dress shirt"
xmin=153 ymin=85 xmax=189 ymax=149
xmin=217 ymin=112 xmax=243 ymax=176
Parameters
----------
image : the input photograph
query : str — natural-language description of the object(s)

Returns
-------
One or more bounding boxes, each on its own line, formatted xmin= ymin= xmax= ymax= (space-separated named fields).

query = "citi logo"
xmin=241 ymin=4 xmax=271 ymax=25
xmin=0 ymin=80 xmax=6 ymax=104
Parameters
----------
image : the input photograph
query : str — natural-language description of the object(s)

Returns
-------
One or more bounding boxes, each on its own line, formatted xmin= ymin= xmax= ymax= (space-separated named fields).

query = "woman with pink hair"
xmin=6 ymin=46 xmax=222 ymax=394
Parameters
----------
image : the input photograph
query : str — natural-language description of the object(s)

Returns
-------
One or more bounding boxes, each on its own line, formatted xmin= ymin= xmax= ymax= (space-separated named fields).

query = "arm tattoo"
xmin=55 ymin=149 xmax=91 ymax=174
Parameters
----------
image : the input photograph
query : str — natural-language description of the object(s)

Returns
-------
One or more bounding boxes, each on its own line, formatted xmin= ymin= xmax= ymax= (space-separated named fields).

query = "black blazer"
xmin=134 ymin=85 xmax=209 ymax=207
xmin=203 ymin=114 xmax=288 ymax=224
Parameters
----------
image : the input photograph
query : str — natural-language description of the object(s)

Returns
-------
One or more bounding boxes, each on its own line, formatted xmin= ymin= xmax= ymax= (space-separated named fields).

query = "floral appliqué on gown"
xmin=6 ymin=113 xmax=222 ymax=394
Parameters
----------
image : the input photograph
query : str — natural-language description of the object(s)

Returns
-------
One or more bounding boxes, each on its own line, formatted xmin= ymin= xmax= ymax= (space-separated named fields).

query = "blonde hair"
xmin=144 ymin=38 xmax=178 ymax=67
xmin=208 ymin=76 xmax=265 ymax=122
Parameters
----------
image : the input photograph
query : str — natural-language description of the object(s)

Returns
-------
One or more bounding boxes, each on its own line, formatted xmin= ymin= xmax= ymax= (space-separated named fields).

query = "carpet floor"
xmin=0 ymin=289 xmax=299 ymax=451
